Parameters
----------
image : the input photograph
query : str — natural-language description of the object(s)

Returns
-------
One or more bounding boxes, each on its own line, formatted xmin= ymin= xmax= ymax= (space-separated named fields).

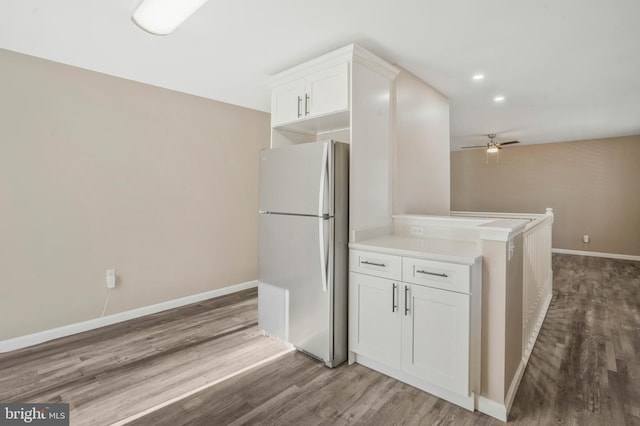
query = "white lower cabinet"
xmin=401 ymin=283 xmax=470 ymax=395
xmin=349 ymin=273 xmax=401 ymax=368
xmin=349 ymin=249 xmax=481 ymax=411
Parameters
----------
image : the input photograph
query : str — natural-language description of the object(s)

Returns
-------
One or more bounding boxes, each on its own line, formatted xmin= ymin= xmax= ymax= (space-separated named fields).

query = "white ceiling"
xmin=2 ymin=0 xmax=639 ymax=150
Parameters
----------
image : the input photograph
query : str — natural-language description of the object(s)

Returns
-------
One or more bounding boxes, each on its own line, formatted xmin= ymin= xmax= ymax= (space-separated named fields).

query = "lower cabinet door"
xmin=401 ymin=284 xmax=470 ymax=395
xmin=349 ymin=272 xmax=401 ymax=368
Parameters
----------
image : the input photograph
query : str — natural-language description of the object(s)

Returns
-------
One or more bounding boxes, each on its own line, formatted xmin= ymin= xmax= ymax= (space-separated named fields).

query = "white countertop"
xmin=349 ymin=235 xmax=481 ymax=265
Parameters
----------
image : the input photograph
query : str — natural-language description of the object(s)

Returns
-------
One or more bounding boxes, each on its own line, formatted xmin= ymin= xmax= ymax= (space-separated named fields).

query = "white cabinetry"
xmin=349 ymin=273 xmax=401 ymax=368
xmin=268 ymin=44 xmax=400 ymax=239
xmin=402 ymin=282 xmax=470 ymax=395
xmin=263 ymin=46 xmax=399 ymax=371
xmin=271 ymin=63 xmax=349 ymax=127
xmin=349 ymin=248 xmax=481 ymax=411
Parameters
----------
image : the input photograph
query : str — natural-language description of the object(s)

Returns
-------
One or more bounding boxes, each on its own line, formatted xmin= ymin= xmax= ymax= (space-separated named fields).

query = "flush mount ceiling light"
xmin=132 ymin=0 xmax=209 ymax=35
xmin=494 ymin=95 xmax=505 ymax=102
xmin=472 ymin=74 xmax=484 ymax=80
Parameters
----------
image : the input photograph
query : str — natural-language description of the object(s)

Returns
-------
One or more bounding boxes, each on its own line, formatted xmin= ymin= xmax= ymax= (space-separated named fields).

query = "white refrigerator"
xmin=258 ymin=140 xmax=349 ymax=367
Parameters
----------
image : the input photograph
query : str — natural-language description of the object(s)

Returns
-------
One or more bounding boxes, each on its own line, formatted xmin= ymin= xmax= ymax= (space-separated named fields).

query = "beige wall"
xmin=479 ymin=234 xmax=523 ymax=403
xmin=504 ymin=234 xmax=523 ymax=395
xmin=451 ymin=136 xmax=640 ymax=256
xmin=480 ymin=240 xmax=506 ymax=401
xmin=0 ymin=49 xmax=270 ymax=340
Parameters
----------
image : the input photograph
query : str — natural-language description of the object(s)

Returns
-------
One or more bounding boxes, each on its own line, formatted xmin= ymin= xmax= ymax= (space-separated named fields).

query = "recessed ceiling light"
xmin=472 ymin=74 xmax=484 ymax=80
xmin=494 ymin=96 xmax=505 ymax=102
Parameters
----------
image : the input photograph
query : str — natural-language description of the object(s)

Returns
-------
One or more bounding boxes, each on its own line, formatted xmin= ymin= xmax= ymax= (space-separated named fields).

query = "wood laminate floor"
xmin=2 ymin=254 xmax=639 ymax=425
xmin=0 ymin=289 xmax=290 ymax=425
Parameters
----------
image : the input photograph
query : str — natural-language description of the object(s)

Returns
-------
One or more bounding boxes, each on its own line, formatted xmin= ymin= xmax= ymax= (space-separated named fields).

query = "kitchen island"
xmin=348 ymin=212 xmax=552 ymax=421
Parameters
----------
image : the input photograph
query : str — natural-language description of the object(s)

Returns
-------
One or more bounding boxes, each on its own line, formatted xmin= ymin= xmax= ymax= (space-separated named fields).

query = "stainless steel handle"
xmin=404 ymin=286 xmax=410 ymax=316
xmin=304 ymin=94 xmax=310 ymax=116
xmin=361 ymin=260 xmax=386 ymax=267
xmin=318 ymin=143 xmax=328 ymax=217
xmin=416 ymin=269 xmax=448 ymax=278
xmin=297 ymin=96 xmax=302 ymax=118
xmin=392 ymin=283 xmax=397 ymax=312
xmin=318 ymin=219 xmax=328 ymax=293
xmin=317 ymin=142 xmax=329 ymax=293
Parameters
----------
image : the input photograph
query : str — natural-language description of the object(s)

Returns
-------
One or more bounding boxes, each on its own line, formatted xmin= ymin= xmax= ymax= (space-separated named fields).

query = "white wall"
xmin=393 ymin=68 xmax=450 ymax=216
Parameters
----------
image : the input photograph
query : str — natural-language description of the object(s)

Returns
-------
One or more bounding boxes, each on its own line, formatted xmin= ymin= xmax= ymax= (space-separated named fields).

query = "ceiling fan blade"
xmin=461 ymin=145 xmax=487 ymax=149
xmin=496 ymin=141 xmax=520 ymax=146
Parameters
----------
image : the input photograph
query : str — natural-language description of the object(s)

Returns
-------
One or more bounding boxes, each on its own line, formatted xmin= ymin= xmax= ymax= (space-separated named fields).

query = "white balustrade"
xmin=451 ymin=208 xmax=554 ymax=362
xmin=521 ymin=208 xmax=554 ymax=359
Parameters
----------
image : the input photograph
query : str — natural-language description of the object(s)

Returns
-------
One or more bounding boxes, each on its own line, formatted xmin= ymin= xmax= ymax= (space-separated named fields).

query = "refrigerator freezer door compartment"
xmin=259 ymin=141 xmax=332 ymax=217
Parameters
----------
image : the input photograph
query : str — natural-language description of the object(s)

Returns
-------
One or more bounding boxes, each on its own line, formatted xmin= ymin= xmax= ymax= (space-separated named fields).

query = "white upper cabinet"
xmin=271 ymin=79 xmax=306 ymax=126
xmin=271 ymin=62 xmax=349 ymax=127
xmin=306 ymin=63 xmax=350 ymax=119
xmin=269 ymin=44 xmax=400 ymax=239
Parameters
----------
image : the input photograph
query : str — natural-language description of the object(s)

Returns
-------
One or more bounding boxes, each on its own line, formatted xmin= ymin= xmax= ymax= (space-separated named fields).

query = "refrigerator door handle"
xmin=319 ymin=219 xmax=328 ymax=292
xmin=318 ymin=142 xmax=328 ymax=217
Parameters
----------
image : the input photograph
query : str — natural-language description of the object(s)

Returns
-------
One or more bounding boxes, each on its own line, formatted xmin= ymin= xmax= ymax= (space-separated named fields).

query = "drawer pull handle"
xmin=361 ymin=260 xmax=386 ymax=268
xmin=416 ymin=270 xmax=448 ymax=278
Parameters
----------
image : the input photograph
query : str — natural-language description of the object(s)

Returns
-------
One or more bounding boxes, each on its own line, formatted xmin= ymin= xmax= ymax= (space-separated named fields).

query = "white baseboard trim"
xmin=0 ymin=280 xmax=258 ymax=353
xmin=476 ymin=397 xmax=507 ymax=422
xmin=552 ymin=248 xmax=640 ymax=261
xmin=501 ymin=286 xmax=553 ymax=421
xmin=503 ymin=359 xmax=526 ymax=420
xmin=523 ymin=293 xmax=552 ymax=360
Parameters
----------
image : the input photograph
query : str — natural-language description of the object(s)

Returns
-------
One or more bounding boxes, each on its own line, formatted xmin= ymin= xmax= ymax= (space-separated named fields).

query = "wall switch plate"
xmin=410 ymin=226 xmax=424 ymax=236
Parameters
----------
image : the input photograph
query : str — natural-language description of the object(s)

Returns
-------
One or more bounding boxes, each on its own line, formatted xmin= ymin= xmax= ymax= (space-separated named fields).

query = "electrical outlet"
xmin=582 ymin=235 xmax=590 ymax=243
xmin=411 ymin=226 xmax=424 ymax=236
xmin=106 ymin=269 xmax=116 ymax=289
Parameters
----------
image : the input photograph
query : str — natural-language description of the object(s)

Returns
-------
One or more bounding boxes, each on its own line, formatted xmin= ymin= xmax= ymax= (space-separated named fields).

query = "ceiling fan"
xmin=462 ymin=134 xmax=520 ymax=153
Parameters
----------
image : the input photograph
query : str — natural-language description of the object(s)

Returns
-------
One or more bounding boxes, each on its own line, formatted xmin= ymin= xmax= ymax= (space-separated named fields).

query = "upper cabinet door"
xmin=271 ymin=79 xmax=306 ymax=126
xmin=306 ymin=62 xmax=350 ymax=118
xmin=271 ymin=62 xmax=350 ymax=127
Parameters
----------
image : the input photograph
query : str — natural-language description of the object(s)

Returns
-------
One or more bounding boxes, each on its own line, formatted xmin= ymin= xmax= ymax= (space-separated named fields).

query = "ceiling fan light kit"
xmin=460 ymin=133 xmax=520 ymax=164
xmin=461 ymin=133 xmax=520 ymax=153
xmin=132 ymin=0 xmax=209 ymax=35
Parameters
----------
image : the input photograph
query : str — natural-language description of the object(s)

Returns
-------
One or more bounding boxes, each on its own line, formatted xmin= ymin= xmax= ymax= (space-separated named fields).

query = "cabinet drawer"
xmin=402 ymin=258 xmax=471 ymax=294
xmin=350 ymin=250 xmax=402 ymax=281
